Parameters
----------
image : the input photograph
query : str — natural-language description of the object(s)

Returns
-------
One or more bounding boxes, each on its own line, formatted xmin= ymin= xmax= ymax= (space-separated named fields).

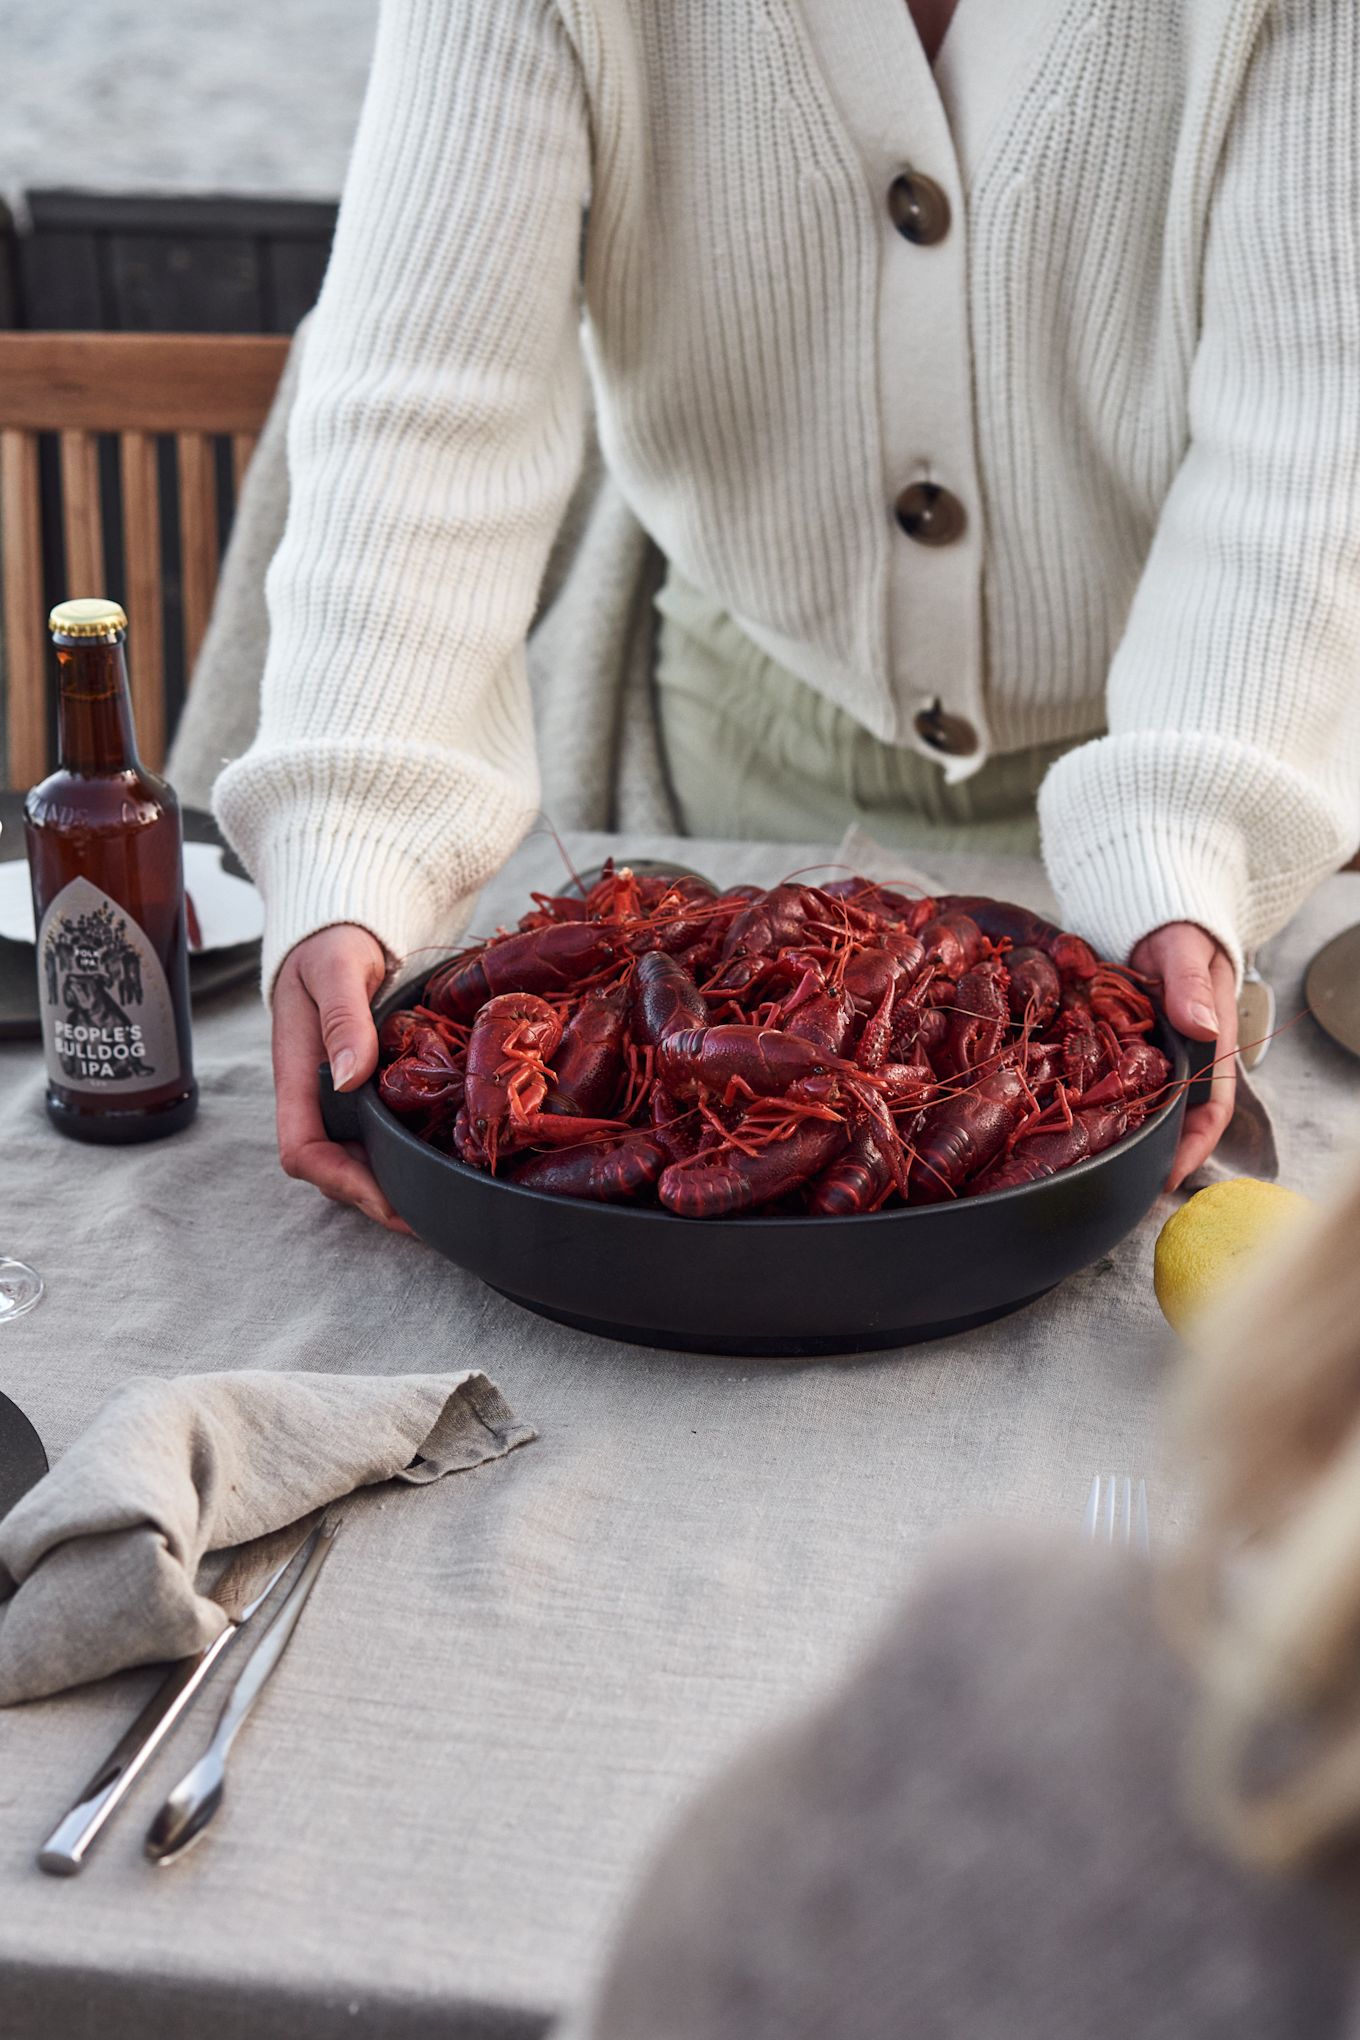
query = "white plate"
xmin=0 ymin=840 xmax=263 ymax=954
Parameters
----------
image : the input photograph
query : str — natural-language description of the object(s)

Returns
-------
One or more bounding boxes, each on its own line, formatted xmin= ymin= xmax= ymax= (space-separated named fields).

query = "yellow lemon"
xmin=1153 ymin=1179 xmax=1313 ymax=1336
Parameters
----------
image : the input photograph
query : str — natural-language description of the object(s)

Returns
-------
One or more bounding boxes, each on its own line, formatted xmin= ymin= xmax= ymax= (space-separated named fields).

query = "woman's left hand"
xmin=1128 ymin=921 xmax=1237 ymax=1191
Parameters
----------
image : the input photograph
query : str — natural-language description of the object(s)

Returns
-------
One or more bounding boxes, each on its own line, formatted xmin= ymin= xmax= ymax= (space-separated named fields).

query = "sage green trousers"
xmin=654 ymin=569 xmax=1073 ymax=856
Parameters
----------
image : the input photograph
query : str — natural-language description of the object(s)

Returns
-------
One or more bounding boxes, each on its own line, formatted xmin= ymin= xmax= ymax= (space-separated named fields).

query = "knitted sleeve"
xmin=213 ymin=0 xmax=589 ymax=995
xmin=1038 ymin=0 xmax=1360 ymax=977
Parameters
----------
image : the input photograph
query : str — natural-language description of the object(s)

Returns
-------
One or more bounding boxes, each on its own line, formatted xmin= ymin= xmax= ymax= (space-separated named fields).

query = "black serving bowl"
xmin=322 ymin=980 xmax=1192 ymax=1357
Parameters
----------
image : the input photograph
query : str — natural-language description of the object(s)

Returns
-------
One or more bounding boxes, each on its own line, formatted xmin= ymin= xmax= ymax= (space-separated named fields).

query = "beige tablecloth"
xmin=1 ymin=832 xmax=1356 ymax=2040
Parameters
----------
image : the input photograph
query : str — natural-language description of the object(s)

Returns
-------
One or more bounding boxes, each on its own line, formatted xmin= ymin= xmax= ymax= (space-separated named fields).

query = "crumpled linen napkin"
xmin=832 ymin=823 xmax=1280 ymax=1182
xmin=0 ymin=1369 xmax=536 ymax=1705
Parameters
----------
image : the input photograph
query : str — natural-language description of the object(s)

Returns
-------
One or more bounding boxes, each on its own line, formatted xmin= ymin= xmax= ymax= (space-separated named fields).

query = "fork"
xmin=145 ymin=1515 xmax=341 ymax=1864
xmin=1083 ymin=1474 xmax=1150 ymax=1556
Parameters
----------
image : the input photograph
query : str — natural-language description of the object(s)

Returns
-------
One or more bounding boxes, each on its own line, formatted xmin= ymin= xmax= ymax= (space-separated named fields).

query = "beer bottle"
xmin=24 ymin=599 xmax=197 ymax=1142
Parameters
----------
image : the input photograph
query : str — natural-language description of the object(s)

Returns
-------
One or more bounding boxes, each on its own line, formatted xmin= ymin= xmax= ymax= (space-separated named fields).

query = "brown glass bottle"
xmin=24 ymin=599 xmax=197 ymax=1143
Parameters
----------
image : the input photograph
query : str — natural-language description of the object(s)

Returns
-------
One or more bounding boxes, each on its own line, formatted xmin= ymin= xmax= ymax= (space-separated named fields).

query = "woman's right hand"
xmin=271 ymin=925 xmax=413 ymax=1233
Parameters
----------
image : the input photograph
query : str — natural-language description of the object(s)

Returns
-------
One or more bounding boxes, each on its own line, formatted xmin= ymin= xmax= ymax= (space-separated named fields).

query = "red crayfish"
xmin=373 ymin=869 xmax=1176 ymax=1214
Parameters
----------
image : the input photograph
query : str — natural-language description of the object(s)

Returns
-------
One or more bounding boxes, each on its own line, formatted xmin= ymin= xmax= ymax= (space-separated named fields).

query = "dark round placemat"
xmin=0 ymin=789 xmax=260 ymax=1042
xmin=1306 ymin=922 xmax=1360 ymax=1060
xmin=0 ymin=1390 xmax=48 ymax=1521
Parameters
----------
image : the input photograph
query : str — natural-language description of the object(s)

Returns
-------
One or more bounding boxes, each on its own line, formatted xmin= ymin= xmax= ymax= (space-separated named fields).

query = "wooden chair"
xmin=1 ymin=330 xmax=288 ymax=788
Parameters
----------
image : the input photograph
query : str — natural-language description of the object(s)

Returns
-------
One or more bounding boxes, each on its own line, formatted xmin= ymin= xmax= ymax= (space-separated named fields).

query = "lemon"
xmin=1153 ymin=1179 xmax=1313 ymax=1336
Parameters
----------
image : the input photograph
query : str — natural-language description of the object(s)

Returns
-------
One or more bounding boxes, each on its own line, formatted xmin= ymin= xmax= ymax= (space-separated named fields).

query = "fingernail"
xmin=1189 ymin=1003 xmax=1218 ymax=1035
xmin=332 ymin=1049 xmax=357 ymax=1089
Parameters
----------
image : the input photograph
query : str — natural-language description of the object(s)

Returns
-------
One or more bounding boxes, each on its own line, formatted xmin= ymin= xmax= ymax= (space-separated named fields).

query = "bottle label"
xmin=36 ymin=877 xmax=182 ymax=1095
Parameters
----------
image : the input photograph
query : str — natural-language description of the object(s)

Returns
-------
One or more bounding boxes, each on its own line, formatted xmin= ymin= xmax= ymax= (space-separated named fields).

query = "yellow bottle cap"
xmin=49 ymin=597 xmax=128 ymax=640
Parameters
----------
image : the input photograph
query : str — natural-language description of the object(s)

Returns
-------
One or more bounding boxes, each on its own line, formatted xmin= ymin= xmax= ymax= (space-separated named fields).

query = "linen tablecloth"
xmin=1 ymin=833 xmax=1356 ymax=2040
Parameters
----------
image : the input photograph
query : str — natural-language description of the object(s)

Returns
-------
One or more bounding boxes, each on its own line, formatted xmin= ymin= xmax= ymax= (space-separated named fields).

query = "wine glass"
xmin=0 ymin=816 xmax=43 ymax=1321
xmin=0 ymin=1261 xmax=42 ymax=1324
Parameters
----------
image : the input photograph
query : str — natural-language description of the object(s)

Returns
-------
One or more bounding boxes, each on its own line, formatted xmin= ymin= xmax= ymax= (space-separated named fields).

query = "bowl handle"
xmin=318 ymin=1063 xmax=363 ymax=1143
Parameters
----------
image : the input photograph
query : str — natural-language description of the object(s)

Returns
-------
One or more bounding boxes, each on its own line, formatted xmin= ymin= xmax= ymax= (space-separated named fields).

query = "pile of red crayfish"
xmin=375 ymin=867 xmax=1172 ymax=1217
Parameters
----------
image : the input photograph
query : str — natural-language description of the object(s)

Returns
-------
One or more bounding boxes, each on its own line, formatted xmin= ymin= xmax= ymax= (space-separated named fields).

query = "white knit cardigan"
xmin=214 ymin=0 xmax=1360 ymax=993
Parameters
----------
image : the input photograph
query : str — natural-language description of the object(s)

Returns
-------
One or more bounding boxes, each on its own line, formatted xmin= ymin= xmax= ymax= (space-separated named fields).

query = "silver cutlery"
xmin=37 ymin=1515 xmax=317 ymax=1877
xmin=1238 ymin=958 xmax=1275 ymax=1071
xmin=146 ymin=1514 xmax=341 ymax=1864
xmin=1083 ymin=1473 xmax=1150 ymax=1556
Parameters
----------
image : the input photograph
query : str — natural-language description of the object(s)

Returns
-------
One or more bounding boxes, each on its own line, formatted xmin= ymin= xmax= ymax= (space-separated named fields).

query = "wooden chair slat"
xmin=1 ymin=331 xmax=289 ymax=789
xmin=1 ymin=429 xmax=48 ymax=788
xmin=177 ymin=433 xmax=219 ymax=680
xmin=59 ymin=429 xmax=105 ymax=598
xmin=0 ymin=332 xmax=288 ymax=434
xmin=119 ymin=431 xmax=166 ymax=770
xmin=231 ymin=433 xmax=258 ymax=498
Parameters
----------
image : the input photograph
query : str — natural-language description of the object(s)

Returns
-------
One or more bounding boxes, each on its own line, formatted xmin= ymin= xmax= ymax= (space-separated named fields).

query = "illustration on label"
xmin=37 ymin=877 xmax=181 ymax=1095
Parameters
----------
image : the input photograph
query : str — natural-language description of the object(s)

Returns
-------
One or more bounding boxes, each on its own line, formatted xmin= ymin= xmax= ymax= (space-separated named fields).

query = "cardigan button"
xmin=887 ymin=171 xmax=951 ymax=246
xmin=894 ymin=482 xmax=966 ymax=546
xmin=913 ymin=700 xmax=979 ymax=758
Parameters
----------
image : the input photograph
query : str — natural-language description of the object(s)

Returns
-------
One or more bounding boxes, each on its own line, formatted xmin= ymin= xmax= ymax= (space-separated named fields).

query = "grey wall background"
xmin=0 ymin=0 xmax=376 ymax=207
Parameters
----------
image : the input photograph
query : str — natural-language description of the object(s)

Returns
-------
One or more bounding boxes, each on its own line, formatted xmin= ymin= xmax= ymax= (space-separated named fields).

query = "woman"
xmin=558 ymin=1170 xmax=1360 ymax=2037
xmin=214 ymin=1 xmax=1360 ymax=1228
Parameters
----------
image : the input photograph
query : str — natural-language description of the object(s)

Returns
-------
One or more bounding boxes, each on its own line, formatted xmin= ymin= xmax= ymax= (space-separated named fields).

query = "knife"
xmin=145 ymin=1515 xmax=341 ymax=1864
xmin=37 ymin=1515 xmax=318 ymax=1877
xmin=1238 ymin=958 xmax=1276 ymax=1072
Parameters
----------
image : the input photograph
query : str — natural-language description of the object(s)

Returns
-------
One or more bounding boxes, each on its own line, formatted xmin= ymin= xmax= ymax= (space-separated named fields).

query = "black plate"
xmin=322 ymin=980 xmax=1190 ymax=1357
xmin=0 ymin=790 xmax=260 ymax=1041
xmin=0 ymin=1391 xmax=48 ymax=1520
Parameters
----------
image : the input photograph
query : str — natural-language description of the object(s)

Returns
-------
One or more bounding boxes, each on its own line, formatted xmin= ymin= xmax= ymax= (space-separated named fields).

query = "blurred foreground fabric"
xmin=569 ymin=1536 xmax=1359 ymax=2040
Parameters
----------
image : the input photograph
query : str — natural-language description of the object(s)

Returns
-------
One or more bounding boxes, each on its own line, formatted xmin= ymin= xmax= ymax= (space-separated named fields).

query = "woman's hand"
xmin=1128 ymin=921 xmax=1237 ymax=1191
xmin=271 ymin=925 xmax=413 ymax=1233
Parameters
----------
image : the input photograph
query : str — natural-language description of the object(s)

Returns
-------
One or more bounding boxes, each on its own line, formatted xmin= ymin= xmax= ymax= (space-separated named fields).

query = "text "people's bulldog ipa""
xmin=24 ymin=599 xmax=197 ymax=1142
